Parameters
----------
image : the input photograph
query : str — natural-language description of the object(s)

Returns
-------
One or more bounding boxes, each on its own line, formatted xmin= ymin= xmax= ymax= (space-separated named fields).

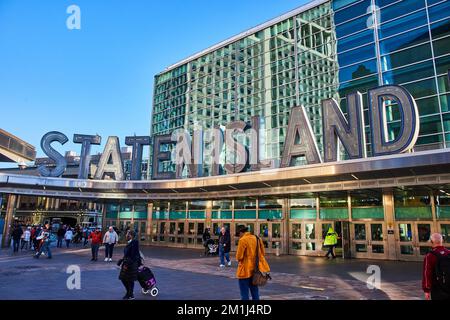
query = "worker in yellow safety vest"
xmin=324 ymin=227 xmax=339 ymax=259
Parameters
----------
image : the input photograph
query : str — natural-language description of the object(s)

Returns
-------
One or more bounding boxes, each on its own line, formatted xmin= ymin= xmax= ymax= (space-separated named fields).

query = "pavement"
xmin=0 ymin=245 xmax=424 ymax=300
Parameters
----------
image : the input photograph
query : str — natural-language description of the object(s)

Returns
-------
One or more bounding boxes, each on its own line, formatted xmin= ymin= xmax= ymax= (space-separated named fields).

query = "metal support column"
xmin=2 ymin=194 xmax=17 ymax=248
xmin=146 ymin=202 xmax=153 ymax=245
xmin=383 ymin=188 xmax=397 ymax=260
xmin=283 ymin=198 xmax=289 ymax=255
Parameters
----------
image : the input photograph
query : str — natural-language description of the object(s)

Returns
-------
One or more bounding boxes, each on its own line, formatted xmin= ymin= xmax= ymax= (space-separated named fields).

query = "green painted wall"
xmin=320 ymin=208 xmax=349 ymax=219
xmin=234 ymin=210 xmax=257 ymax=219
xmin=212 ymin=210 xmax=233 ymax=219
xmin=395 ymin=207 xmax=432 ymax=220
xmin=352 ymin=207 xmax=384 ymax=219
xmin=290 ymin=209 xmax=316 ymax=219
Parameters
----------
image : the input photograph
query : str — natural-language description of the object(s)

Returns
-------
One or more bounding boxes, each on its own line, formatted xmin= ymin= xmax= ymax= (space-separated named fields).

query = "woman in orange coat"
xmin=235 ymin=225 xmax=270 ymax=300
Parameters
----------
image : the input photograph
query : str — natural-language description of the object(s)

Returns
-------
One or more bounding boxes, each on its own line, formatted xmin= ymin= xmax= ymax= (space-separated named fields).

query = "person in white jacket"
xmin=103 ymin=226 xmax=118 ymax=262
xmin=64 ymin=228 xmax=74 ymax=248
xmin=21 ymin=227 xmax=31 ymax=251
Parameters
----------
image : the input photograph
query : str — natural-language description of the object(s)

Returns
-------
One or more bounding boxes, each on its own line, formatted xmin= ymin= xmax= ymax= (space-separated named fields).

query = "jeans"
xmin=238 ymin=278 xmax=259 ymax=300
xmin=325 ymin=245 xmax=336 ymax=258
xmin=36 ymin=241 xmax=52 ymax=258
xmin=219 ymin=245 xmax=230 ymax=265
xmin=105 ymin=243 xmax=115 ymax=258
xmin=91 ymin=244 xmax=99 ymax=260
xmin=21 ymin=240 xmax=30 ymax=250
xmin=66 ymin=239 xmax=71 ymax=248
xmin=57 ymin=236 xmax=63 ymax=248
xmin=12 ymin=239 xmax=20 ymax=252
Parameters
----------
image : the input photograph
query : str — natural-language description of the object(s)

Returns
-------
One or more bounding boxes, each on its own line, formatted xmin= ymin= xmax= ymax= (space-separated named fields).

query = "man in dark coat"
xmin=218 ymin=227 xmax=231 ymax=267
xmin=11 ymin=224 xmax=23 ymax=253
xmin=118 ymin=230 xmax=141 ymax=300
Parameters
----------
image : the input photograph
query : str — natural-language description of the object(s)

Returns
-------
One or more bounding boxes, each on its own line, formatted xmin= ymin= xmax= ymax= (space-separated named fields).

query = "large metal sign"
xmin=38 ymin=85 xmax=420 ymax=180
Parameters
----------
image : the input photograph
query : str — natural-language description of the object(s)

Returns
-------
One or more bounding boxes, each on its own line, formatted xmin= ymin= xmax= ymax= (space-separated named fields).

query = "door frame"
xmin=395 ymin=221 xmax=434 ymax=261
xmin=351 ymin=221 xmax=388 ymax=259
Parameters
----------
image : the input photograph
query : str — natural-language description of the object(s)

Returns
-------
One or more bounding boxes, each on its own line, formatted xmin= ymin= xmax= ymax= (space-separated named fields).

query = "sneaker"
xmin=122 ymin=295 xmax=129 ymax=300
xmin=227 ymin=261 xmax=232 ymax=267
xmin=219 ymin=264 xmax=225 ymax=268
xmin=104 ymin=258 xmax=109 ymax=262
xmin=128 ymin=296 xmax=135 ymax=300
xmin=108 ymin=258 xmax=112 ymax=262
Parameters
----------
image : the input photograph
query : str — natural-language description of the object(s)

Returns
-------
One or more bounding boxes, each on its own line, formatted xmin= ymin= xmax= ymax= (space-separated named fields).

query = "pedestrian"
xmin=218 ymin=227 xmax=231 ymax=267
xmin=34 ymin=225 xmax=53 ymax=259
xmin=30 ymin=226 xmax=37 ymax=250
xmin=323 ymin=227 xmax=339 ymax=259
xmin=117 ymin=230 xmax=142 ymax=300
xmin=202 ymin=228 xmax=211 ymax=256
xmin=422 ymin=233 xmax=450 ymax=300
xmin=11 ymin=224 xmax=23 ymax=253
xmin=64 ymin=227 xmax=73 ymax=248
xmin=57 ymin=225 xmax=65 ymax=248
xmin=88 ymin=227 xmax=102 ymax=261
xmin=35 ymin=225 xmax=43 ymax=253
xmin=21 ymin=226 xmax=31 ymax=251
xmin=103 ymin=226 xmax=118 ymax=262
xmin=83 ymin=226 xmax=90 ymax=247
xmin=235 ymin=225 xmax=270 ymax=300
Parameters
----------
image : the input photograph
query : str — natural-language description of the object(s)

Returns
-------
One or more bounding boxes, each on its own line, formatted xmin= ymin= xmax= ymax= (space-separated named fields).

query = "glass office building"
xmin=151 ymin=0 xmax=450 ymax=175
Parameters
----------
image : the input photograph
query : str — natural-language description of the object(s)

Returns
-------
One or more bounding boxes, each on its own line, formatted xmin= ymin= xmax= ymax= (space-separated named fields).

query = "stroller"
xmin=137 ymin=265 xmax=159 ymax=296
xmin=204 ymin=239 xmax=219 ymax=256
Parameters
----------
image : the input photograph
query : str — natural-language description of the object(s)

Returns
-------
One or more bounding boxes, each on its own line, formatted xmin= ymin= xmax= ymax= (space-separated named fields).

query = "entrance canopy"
xmin=1 ymin=148 xmax=450 ymax=200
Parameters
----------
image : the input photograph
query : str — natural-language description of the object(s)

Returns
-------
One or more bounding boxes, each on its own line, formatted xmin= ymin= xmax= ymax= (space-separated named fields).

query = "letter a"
xmin=66 ymin=5 xmax=81 ymax=30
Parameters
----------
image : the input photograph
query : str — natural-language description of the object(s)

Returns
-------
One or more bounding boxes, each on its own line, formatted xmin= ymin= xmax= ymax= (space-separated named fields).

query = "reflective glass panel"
xmin=355 ymin=224 xmax=366 ymax=240
xmin=371 ymin=224 xmax=383 ymax=241
xmin=442 ymin=224 xmax=450 ymax=243
xmin=305 ymin=223 xmax=316 ymax=239
xmin=338 ymin=44 xmax=375 ymax=67
xmin=379 ymin=26 xmax=429 ymax=54
xmin=428 ymin=1 xmax=450 ymax=22
xmin=399 ymin=223 xmax=413 ymax=242
xmin=292 ymin=224 xmax=301 ymax=239
xmin=334 ymin=0 xmax=371 ymax=25
xmin=418 ymin=224 xmax=431 ymax=242
xmin=336 ymin=15 xmax=369 ymax=39
xmin=378 ymin=9 xmax=427 ymax=39
xmin=337 ymin=29 xmax=374 ymax=53
xmin=379 ymin=0 xmax=425 ymax=24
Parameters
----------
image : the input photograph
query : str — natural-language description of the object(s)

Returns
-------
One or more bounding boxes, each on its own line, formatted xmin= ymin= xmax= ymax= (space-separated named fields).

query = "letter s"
xmin=38 ymin=131 xmax=68 ymax=177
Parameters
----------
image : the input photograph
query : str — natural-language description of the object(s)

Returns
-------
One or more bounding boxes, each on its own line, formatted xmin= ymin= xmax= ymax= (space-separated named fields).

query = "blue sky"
xmin=0 ymin=0 xmax=307 ymax=165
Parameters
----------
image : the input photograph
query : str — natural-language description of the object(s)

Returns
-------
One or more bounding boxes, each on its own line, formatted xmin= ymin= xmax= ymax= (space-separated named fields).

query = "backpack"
xmin=431 ymin=251 xmax=450 ymax=294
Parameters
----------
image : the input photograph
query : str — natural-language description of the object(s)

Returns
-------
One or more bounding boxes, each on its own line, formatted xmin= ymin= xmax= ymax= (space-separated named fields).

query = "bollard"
xmin=275 ymin=241 xmax=280 ymax=256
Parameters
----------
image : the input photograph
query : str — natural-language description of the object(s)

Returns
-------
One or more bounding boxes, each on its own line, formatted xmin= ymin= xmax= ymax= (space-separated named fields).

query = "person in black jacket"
xmin=11 ymin=224 xmax=23 ymax=253
xmin=202 ymin=228 xmax=211 ymax=256
xmin=218 ymin=227 xmax=231 ymax=267
xmin=118 ymin=230 xmax=141 ymax=300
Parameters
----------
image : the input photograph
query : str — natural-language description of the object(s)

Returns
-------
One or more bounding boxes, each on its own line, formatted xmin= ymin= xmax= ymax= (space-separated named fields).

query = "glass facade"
xmin=151 ymin=0 xmax=450 ymax=177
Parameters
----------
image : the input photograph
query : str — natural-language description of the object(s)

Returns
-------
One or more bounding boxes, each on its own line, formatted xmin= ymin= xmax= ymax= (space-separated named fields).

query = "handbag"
xmin=251 ymin=235 xmax=271 ymax=286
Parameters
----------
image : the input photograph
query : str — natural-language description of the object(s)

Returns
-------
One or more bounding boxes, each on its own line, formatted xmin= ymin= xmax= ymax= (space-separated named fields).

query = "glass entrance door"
xmin=351 ymin=222 xmax=387 ymax=259
xmin=187 ymin=221 xmax=205 ymax=248
xmin=289 ymin=222 xmax=318 ymax=255
xmin=257 ymin=222 xmax=283 ymax=253
xmin=397 ymin=222 xmax=433 ymax=260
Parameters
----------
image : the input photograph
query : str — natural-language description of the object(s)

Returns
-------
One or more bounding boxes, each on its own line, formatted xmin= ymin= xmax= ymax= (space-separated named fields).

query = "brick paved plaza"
xmin=0 ymin=245 xmax=424 ymax=300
